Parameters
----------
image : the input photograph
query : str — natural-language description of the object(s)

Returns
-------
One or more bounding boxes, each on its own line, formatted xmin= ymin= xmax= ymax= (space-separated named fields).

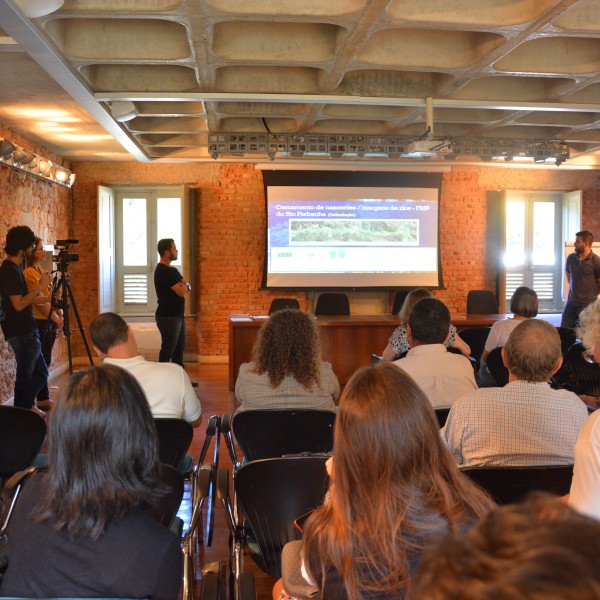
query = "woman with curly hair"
xmin=235 ymin=308 xmax=339 ymax=413
xmin=281 ymin=362 xmax=494 ymax=600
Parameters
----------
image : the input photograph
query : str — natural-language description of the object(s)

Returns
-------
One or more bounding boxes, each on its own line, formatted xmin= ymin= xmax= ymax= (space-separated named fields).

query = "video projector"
xmin=407 ymin=139 xmax=453 ymax=157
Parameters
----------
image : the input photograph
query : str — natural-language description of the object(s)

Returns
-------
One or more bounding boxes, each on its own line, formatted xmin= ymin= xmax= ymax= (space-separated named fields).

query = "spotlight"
xmin=54 ymin=167 xmax=69 ymax=182
xmin=12 ymin=149 xmax=36 ymax=166
xmin=37 ymin=158 xmax=53 ymax=176
xmin=0 ymin=139 xmax=16 ymax=159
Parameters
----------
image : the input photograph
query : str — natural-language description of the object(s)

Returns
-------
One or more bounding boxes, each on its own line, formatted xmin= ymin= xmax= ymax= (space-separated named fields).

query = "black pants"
xmin=35 ymin=318 xmax=57 ymax=401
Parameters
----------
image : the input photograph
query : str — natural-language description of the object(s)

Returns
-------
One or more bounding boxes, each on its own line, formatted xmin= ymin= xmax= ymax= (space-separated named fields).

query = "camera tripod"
xmin=51 ymin=266 xmax=94 ymax=374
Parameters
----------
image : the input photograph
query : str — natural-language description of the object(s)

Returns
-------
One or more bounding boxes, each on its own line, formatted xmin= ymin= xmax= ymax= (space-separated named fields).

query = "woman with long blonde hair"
xmin=299 ymin=362 xmax=494 ymax=599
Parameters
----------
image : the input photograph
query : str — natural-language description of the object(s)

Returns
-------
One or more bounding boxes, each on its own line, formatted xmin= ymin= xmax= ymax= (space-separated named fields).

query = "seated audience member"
xmin=235 ymin=308 xmax=339 ymax=413
xmin=442 ymin=319 xmax=588 ymax=467
xmin=569 ymin=299 xmax=600 ymax=520
xmin=412 ymin=495 xmax=600 ymax=600
xmin=283 ymin=363 xmax=493 ymax=599
xmin=477 ymin=286 xmax=538 ymax=387
xmin=382 ymin=288 xmax=470 ymax=360
xmin=90 ymin=311 xmax=201 ymax=426
xmin=0 ymin=364 xmax=182 ymax=600
xmin=393 ymin=297 xmax=477 ymax=408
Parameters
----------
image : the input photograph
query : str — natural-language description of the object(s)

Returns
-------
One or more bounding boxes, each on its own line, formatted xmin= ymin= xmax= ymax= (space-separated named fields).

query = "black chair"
xmin=467 ymin=290 xmax=498 ymax=314
xmin=434 ymin=407 xmax=450 ymax=428
xmin=268 ymin=298 xmax=300 ymax=314
xmin=0 ymin=406 xmax=46 ymax=488
xmin=458 ymin=327 xmax=491 ymax=367
xmin=554 ymin=327 xmax=578 ymax=389
xmin=567 ymin=342 xmax=600 ymax=396
xmin=314 ymin=293 xmax=350 ymax=316
xmin=391 ymin=290 xmax=409 ymax=315
xmin=218 ymin=455 xmax=329 ymax=592
xmin=143 ymin=463 xmax=184 ymax=529
xmin=222 ymin=409 xmax=335 ymax=468
xmin=154 ymin=418 xmax=194 ymax=473
xmin=461 ymin=465 xmax=574 ymax=505
xmin=486 ymin=346 xmax=509 ymax=386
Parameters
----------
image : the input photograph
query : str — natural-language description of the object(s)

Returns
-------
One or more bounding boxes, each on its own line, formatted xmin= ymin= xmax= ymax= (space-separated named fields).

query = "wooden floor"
xmin=50 ymin=362 xmax=276 ymax=600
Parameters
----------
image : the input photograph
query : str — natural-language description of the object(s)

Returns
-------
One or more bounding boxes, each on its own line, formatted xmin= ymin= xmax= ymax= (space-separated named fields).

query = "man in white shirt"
xmin=393 ymin=297 xmax=477 ymax=408
xmin=89 ymin=312 xmax=202 ymax=426
xmin=442 ymin=319 xmax=588 ymax=467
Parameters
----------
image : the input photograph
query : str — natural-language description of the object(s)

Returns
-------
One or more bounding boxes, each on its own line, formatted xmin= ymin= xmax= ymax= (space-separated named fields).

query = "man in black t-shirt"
xmin=154 ymin=238 xmax=190 ymax=368
xmin=561 ymin=230 xmax=600 ymax=329
xmin=0 ymin=226 xmax=52 ymax=411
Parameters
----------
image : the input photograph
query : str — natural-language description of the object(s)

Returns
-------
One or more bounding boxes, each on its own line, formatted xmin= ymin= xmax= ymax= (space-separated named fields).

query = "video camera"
xmin=53 ymin=239 xmax=79 ymax=271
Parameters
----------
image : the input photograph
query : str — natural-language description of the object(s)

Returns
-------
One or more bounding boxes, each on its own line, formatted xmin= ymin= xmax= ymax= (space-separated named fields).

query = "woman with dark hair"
xmin=382 ymin=288 xmax=470 ymax=360
xmin=284 ymin=362 xmax=494 ymax=600
xmin=0 ymin=364 xmax=182 ymax=600
xmin=235 ymin=308 xmax=339 ymax=413
xmin=477 ymin=286 xmax=538 ymax=386
xmin=24 ymin=236 xmax=63 ymax=411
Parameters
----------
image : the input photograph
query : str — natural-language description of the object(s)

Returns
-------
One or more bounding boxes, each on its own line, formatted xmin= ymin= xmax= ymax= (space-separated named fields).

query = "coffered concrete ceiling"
xmin=0 ymin=0 xmax=599 ymax=166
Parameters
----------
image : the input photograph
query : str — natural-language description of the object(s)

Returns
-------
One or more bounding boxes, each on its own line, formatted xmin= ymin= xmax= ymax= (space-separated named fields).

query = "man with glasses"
xmin=0 ymin=226 xmax=52 ymax=414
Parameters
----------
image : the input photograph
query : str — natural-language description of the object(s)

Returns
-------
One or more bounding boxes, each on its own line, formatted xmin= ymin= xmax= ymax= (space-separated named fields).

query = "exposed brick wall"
xmin=71 ymin=162 xmax=308 ymax=360
xmin=0 ymin=125 xmax=71 ymax=403
xmin=3 ymin=124 xmax=597 ymax=393
xmin=10 ymin=149 xmax=600 ymax=367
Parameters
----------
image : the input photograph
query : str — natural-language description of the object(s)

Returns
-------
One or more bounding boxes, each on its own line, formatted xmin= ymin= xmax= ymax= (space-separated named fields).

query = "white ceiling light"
xmin=110 ymin=101 xmax=139 ymax=123
xmin=13 ymin=0 xmax=63 ymax=18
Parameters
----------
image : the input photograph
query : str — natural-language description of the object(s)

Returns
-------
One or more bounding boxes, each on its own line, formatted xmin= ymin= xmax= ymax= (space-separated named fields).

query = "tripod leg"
xmin=64 ymin=279 xmax=95 ymax=367
xmin=56 ymin=275 xmax=74 ymax=375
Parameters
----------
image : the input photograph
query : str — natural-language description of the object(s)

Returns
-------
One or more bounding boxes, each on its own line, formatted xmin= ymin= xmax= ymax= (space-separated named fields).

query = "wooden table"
xmin=228 ymin=314 xmax=508 ymax=390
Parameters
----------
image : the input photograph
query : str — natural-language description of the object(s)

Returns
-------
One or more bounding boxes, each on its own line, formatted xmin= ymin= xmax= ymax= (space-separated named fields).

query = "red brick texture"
xmin=3 ymin=144 xmax=600 ymax=389
xmin=0 ymin=125 xmax=72 ymax=402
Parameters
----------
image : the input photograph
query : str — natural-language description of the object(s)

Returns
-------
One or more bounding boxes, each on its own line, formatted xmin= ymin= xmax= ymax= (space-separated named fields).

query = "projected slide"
xmin=265 ymin=185 xmax=439 ymax=288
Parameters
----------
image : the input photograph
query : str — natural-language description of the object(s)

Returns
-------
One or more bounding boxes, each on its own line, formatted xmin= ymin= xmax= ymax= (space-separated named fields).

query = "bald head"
xmin=503 ymin=319 xmax=562 ymax=382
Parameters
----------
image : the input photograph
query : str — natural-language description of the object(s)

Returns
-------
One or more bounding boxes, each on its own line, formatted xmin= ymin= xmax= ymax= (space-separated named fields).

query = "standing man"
xmin=154 ymin=238 xmax=190 ymax=369
xmin=562 ymin=230 xmax=600 ymax=329
xmin=0 ymin=226 xmax=52 ymax=413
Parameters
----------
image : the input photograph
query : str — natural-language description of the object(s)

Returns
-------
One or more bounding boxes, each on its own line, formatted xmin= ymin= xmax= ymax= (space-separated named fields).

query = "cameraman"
xmin=0 ymin=226 xmax=52 ymax=414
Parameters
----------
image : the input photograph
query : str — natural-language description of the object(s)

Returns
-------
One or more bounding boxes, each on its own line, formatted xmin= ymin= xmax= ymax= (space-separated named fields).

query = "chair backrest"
xmin=458 ymin=327 xmax=491 ymax=364
xmin=434 ymin=407 xmax=450 ymax=428
xmin=0 ymin=406 xmax=46 ymax=485
xmin=461 ymin=465 xmax=574 ymax=505
xmin=235 ymin=455 xmax=329 ymax=578
xmin=232 ymin=410 xmax=335 ymax=463
xmin=391 ymin=290 xmax=409 ymax=315
xmin=269 ymin=298 xmax=300 ymax=315
xmin=143 ymin=463 xmax=184 ymax=528
xmin=556 ymin=327 xmax=577 ymax=358
xmin=567 ymin=342 xmax=600 ymax=396
xmin=466 ymin=290 xmax=498 ymax=314
xmin=154 ymin=418 xmax=194 ymax=470
xmin=486 ymin=346 xmax=509 ymax=386
xmin=314 ymin=293 xmax=350 ymax=316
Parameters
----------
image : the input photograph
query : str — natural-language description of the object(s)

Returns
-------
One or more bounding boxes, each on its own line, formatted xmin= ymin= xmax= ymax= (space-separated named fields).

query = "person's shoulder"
xmin=451 ymin=387 xmax=492 ymax=412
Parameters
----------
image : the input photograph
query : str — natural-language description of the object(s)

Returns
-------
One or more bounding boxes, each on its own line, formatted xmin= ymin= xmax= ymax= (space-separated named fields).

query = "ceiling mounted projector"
xmin=407 ymin=139 xmax=453 ymax=157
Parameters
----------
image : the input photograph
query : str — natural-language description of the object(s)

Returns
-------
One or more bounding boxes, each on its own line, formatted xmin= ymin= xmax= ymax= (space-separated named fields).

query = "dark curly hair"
xmin=252 ymin=309 xmax=322 ymax=390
